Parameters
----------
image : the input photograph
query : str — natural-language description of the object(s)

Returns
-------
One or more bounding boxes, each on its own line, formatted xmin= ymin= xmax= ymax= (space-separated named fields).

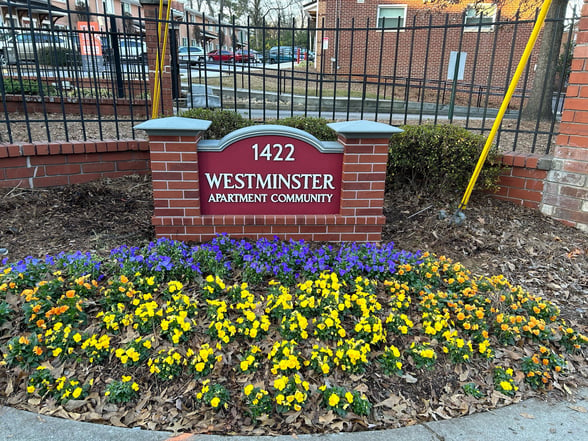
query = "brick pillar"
xmin=540 ymin=0 xmax=588 ymax=232
xmin=329 ymin=121 xmax=402 ymax=242
xmin=135 ymin=117 xmax=211 ymax=240
xmin=140 ymin=0 xmax=174 ymax=118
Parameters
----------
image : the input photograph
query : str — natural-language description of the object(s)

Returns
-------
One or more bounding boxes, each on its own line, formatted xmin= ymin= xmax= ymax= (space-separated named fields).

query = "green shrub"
xmin=1 ymin=78 xmax=57 ymax=96
xmin=38 ymin=47 xmax=81 ymax=67
xmin=271 ymin=116 xmax=337 ymax=141
xmin=179 ymin=110 xmax=337 ymax=142
xmin=387 ymin=124 xmax=503 ymax=195
xmin=179 ymin=108 xmax=254 ymax=139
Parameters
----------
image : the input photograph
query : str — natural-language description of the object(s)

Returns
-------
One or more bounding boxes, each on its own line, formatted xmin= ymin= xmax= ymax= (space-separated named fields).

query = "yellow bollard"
xmin=456 ymin=0 xmax=553 ymax=218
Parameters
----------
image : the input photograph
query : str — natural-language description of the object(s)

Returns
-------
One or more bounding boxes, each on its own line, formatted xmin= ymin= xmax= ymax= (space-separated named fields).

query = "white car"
xmin=117 ymin=38 xmax=147 ymax=63
xmin=178 ymin=46 xmax=205 ymax=65
xmin=1 ymin=31 xmax=73 ymax=64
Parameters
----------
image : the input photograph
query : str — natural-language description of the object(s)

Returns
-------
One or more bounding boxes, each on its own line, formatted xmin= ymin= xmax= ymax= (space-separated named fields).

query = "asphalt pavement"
xmin=1 ymin=387 xmax=587 ymax=441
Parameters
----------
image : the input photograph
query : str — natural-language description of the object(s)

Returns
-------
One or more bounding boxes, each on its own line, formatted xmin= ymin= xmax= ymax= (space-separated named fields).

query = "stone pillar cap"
xmin=134 ymin=117 xmax=211 ymax=136
xmin=328 ymin=120 xmax=403 ymax=138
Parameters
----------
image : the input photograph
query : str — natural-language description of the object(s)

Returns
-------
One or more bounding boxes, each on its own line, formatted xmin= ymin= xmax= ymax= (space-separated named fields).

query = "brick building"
xmin=0 ymin=0 xmax=240 ymax=53
xmin=305 ymin=0 xmax=539 ymax=93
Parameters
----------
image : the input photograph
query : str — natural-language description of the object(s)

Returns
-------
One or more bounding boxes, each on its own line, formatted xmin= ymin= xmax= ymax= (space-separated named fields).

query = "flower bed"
xmin=0 ymin=235 xmax=586 ymax=433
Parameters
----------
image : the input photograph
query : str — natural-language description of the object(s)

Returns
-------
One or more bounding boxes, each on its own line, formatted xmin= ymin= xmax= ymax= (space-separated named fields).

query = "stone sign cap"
xmin=328 ymin=120 xmax=403 ymax=138
xmin=134 ymin=117 xmax=211 ymax=136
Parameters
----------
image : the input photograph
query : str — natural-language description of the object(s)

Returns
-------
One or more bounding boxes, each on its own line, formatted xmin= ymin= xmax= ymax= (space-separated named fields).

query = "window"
xmin=464 ymin=3 xmax=497 ymax=31
xmin=102 ymin=0 xmax=114 ymax=14
xmin=377 ymin=5 xmax=407 ymax=29
xmin=121 ymin=2 xmax=132 ymax=15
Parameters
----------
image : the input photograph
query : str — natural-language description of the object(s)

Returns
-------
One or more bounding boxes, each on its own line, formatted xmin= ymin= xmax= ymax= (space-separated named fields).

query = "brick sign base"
xmin=136 ymin=118 xmax=401 ymax=243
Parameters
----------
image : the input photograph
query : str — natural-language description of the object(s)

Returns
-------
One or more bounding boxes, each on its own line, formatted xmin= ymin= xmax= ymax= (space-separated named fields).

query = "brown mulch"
xmin=384 ymin=191 xmax=588 ymax=330
xmin=1 ymin=175 xmax=586 ymax=327
xmin=0 ymin=175 xmax=587 ymax=434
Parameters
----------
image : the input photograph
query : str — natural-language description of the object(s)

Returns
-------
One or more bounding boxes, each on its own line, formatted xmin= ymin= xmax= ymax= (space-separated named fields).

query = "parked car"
xmin=267 ymin=46 xmax=313 ymax=64
xmin=99 ymin=35 xmax=112 ymax=62
xmin=178 ymin=45 xmax=205 ymax=65
xmin=207 ymin=49 xmax=233 ymax=63
xmin=118 ymin=38 xmax=147 ymax=63
xmin=0 ymin=31 xmax=10 ymax=65
xmin=1 ymin=31 xmax=74 ymax=64
xmin=100 ymin=36 xmax=147 ymax=64
xmin=234 ymin=49 xmax=259 ymax=63
xmin=267 ymin=46 xmax=295 ymax=64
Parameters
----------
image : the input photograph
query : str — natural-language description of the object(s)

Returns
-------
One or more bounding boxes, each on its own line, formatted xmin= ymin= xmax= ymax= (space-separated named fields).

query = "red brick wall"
xmin=494 ymin=153 xmax=551 ymax=209
xmin=149 ymin=132 xmax=388 ymax=243
xmin=0 ymin=137 xmax=556 ymax=222
xmin=540 ymin=0 xmax=588 ymax=232
xmin=315 ymin=0 xmax=537 ymax=102
xmin=0 ymin=140 xmax=150 ymax=189
xmin=2 ymin=95 xmax=149 ymax=116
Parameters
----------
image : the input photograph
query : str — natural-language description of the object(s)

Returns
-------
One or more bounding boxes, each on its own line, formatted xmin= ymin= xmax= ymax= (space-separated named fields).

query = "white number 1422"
xmin=251 ymin=143 xmax=295 ymax=161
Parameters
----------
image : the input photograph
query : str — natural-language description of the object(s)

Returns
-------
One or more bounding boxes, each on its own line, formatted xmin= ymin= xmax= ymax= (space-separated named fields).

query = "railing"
xmin=0 ymin=8 xmax=150 ymax=144
xmin=0 ymin=4 xmax=579 ymax=155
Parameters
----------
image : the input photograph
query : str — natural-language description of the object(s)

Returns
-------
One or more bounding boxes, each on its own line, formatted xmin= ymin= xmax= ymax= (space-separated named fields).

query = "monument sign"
xmin=197 ymin=126 xmax=343 ymax=215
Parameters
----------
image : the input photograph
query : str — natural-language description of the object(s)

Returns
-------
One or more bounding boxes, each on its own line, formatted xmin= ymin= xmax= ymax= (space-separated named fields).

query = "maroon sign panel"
xmin=198 ymin=127 xmax=343 ymax=215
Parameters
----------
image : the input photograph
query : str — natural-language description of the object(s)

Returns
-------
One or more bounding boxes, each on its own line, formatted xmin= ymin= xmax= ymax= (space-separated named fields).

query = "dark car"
xmin=267 ymin=46 xmax=294 ymax=64
xmin=207 ymin=49 xmax=233 ymax=63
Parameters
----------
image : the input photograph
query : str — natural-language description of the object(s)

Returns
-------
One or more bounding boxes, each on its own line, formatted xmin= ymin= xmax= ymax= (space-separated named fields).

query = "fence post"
xmin=540 ymin=0 xmax=588 ymax=232
xmin=108 ymin=16 xmax=124 ymax=99
xmin=140 ymin=0 xmax=174 ymax=118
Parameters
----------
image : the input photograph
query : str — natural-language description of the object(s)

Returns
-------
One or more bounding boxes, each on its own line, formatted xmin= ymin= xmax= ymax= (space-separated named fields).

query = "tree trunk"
xmin=521 ymin=0 xmax=568 ymax=121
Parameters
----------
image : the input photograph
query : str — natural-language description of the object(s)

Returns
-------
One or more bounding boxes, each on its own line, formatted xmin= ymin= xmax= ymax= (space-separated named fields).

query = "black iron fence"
xmin=0 ymin=5 xmax=150 ymax=144
xmin=0 ymin=3 xmax=579 ymax=155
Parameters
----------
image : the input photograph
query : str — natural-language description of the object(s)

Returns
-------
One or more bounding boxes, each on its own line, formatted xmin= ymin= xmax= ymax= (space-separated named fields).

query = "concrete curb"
xmin=1 ymin=388 xmax=587 ymax=441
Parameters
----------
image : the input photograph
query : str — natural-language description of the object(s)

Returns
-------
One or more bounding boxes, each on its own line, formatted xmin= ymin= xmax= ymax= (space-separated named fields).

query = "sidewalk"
xmin=1 ymin=387 xmax=587 ymax=441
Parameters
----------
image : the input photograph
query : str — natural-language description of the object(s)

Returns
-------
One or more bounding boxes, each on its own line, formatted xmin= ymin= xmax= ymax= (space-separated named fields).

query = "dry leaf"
xmin=86 ymin=411 xmax=105 ymax=421
xmin=64 ymin=400 xmax=86 ymax=411
xmin=401 ymin=373 xmax=418 ymax=383
xmin=520 ymin=412 xmax=535 ymax=419
xmin=433 ymin=407 xmax=452 ymax=420
xmin=285 ymin=411 xmax=301 ymax=424
xmin=68 ymin=412 xmax=82 ymax=421
xmin=27 ymin=397 xmax=42 ymax=406
xmin=568 ymin=405 xmax=587 ymax=413
xmin=109 ymin=415 xmax=127 ymax=427
xmin=5 ymin=378 xmax=13 ymax=395
xmin=376 ymin=395 xmax=402 ymax=408
xmin=354 ymin=384 xmax=369 ymax=393
xmin=567 ymin=248 xmax=584 ymax=259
